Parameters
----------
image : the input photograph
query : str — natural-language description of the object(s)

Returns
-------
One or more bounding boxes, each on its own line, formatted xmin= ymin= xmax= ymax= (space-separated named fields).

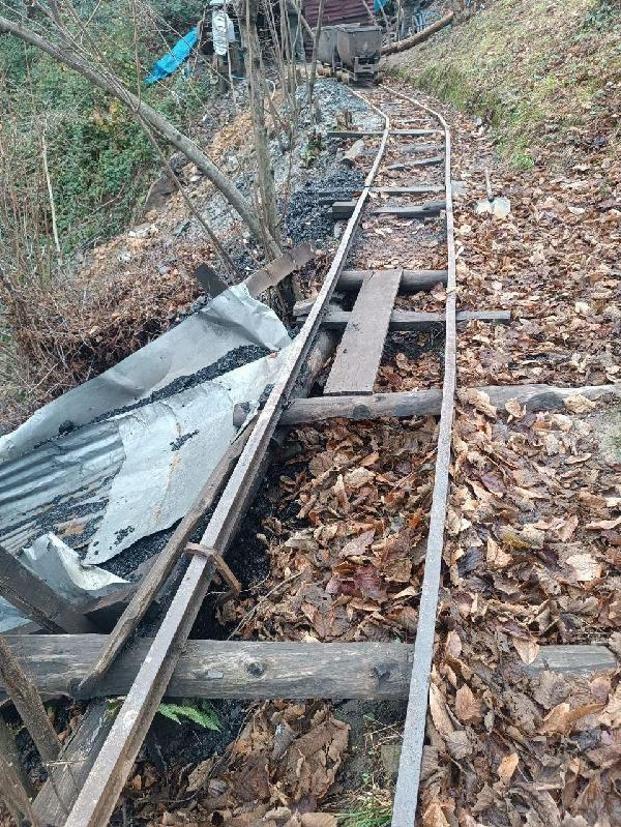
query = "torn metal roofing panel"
xmin=0 ymin=285 xmax=290 ymax=566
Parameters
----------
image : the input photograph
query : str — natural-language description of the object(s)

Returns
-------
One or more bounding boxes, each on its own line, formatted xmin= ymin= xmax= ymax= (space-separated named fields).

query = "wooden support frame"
xmin=2 ymin=638 xmax=614 ymax=702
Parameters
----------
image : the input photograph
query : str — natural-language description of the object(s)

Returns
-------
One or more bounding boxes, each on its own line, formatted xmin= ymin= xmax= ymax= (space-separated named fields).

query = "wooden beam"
xmin=371 ymin=185 xmax=444 ymax=195
xmin=339 ymin=269 xmax=448 ymax=293
xmin=320 ymin=308 xmax=511 ymax=330
xmin=3 ymin=638 xmax=414 ymax=701
xmin=244 ymin=242 xmax=314 ymax=298
xmin=327 ymin=129 xmax=384 ymax=138
xmin=325 ymin=269 xmax=402 ymax=396
xmin=527 ymin=645 xmax=617 ymax=674
xmin=372 ymin=201 xmax=446 ymax=217
xmin=334 ymin=199 xmax=446 ymax=221
xmin=0 ymin=635 xmax=61 ymax=766
xmin=283 ymin=389 xmax=443 ymax=424
xmin=3 ymin=638 xmax=614 ymax=703
xmin=282 ymin=383 xmax=621 ymax=426
xmin=386 ymin=156 xmax=444 ymax=170
xmin=331 ymin=200 xmax=357 ymax=220
xmin=389 ymin=129 xmax=443 ymax=136
xmin=0 ymin=544 xmax=98 ymax=634
xmin=327 ymin=129 xmax=440 ymax=138
xmin=32 ymin=701 xmax=112 ymax=827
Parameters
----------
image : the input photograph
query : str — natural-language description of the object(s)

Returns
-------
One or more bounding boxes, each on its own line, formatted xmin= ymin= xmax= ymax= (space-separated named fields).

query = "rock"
xmin=143 ymin=174 xmax=176 ymax=212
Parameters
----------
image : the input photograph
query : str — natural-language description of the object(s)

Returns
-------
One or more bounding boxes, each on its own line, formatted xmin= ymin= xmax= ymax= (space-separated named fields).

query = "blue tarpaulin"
xmin=374 ymin=0 xmax=389 ymax=10
xmin=145 ymin=28 xmax=198 ymax=85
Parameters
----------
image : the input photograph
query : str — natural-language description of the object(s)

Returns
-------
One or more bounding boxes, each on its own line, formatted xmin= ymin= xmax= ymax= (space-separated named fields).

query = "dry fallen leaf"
xmin=512 ymin=636 xmax=540 ymax=665
xmin=455 ymin=684 xmax=482 ymax=724
xmin=497 ymin=752 xmax=519 ymax=784
xmin=563 ymin=394 xmax=597 ymax=414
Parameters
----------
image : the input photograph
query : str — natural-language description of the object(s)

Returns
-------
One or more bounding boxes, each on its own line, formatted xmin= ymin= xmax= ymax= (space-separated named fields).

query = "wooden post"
xmin=0 ymin=635 xmax=61 ymax=766
xmin=0 ymin=544 xmax=98 ymax=634
xmin=0 ymin=715 xmax=34 ymax=799
xmin=0 ymin=748 xmax=39 ymax=826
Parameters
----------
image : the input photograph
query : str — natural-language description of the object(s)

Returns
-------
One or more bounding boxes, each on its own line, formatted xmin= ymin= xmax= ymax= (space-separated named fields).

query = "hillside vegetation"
xmin=387 ymin=0 xmax=621 ymax=169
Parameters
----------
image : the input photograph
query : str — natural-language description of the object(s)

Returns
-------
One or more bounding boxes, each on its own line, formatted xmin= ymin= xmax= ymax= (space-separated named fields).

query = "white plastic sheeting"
xmin=0 ymin=284 xmax=291 ymax=566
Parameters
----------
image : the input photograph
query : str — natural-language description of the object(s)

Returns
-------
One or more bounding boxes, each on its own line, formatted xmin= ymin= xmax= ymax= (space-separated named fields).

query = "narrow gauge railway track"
xmin=29 ymin=85 xmax=485 ymax=827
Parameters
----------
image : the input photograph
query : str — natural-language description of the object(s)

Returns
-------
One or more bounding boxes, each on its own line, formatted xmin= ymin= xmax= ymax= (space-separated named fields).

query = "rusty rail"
xmin=62 ymin=93 xmax=392 ymax=827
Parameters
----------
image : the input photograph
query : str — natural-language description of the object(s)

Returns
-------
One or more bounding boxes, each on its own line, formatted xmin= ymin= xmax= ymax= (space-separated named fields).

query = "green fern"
xmin=157 ymin=701 xmax=221 ymax=731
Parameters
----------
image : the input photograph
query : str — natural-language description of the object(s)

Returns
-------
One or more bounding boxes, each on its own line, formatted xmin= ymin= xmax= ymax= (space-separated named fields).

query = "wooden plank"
xmin=32 ymin=702 xmax=113 ymax=827
xmin=389 ymin=89 xmax=456 ymax=827
xmin=282 ymin=384 xmax=621 ymax=426
xmin=0 ymin=635 xmax=61 ymax=767
xmin=2 ymin=639 xmax=615 ymax=703
xmin=339 ymin=269 xmax=447 ymax=293
xmin=327 ymin=129 xmax=440 ymax=138
xmin=2 ymin=637 xmax=415 ymax=701
xmin=324 ymin=269 xmax=403 ymax=396
xmin=244 ymin=242 xmax=314 ymax=298
xmin=390 ymin=129 xmax=442 ymax=136
xmin=372 ymin=185 xmax=444 ymax=194
xmin=331 ymin=200 xmax=356 ymax=219
xmin=61 ymin=99 xmax=393 ymax=827
xmin=372 ymin=200 xmax=446 ymax=217
xmin=327 ymin=129 xmax=384 ymax=138
xmin=320 ymin=308 xmax=511 ymax=329
xmin=386 ymin=156 xmax=443 ymax=170
xmin=284 ymin=390 xmax=443 ymax=424
xmin=0 ymin=544 xmax=98 ymax=634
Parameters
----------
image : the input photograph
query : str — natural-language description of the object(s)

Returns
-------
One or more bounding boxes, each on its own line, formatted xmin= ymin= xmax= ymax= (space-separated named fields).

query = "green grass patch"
xmin=339 ymin=803 xmax=392 ymax=827
xmin=387 ymin=0 xmax=621 ymax=167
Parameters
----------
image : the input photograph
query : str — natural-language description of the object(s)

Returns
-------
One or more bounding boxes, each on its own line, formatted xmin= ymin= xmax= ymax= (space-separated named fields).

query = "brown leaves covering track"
xmin=421 ymin=393 xmax=621 ymax=825
xmin=134 ymin=703 xmax=348 ymax=827
xmin=227 ymin=417 xmax=438 ymax=643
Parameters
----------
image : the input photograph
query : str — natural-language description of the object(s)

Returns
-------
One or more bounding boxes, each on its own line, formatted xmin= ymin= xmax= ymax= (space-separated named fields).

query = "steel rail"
xmin=63 ymin=95 xmax=391 ymax=827
xmin=382 ymin=86 xmax=458 ymax=827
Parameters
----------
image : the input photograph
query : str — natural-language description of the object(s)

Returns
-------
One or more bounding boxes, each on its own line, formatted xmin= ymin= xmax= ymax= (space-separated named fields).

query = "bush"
xmin=0 ymin=7 xmax=209 ymax=252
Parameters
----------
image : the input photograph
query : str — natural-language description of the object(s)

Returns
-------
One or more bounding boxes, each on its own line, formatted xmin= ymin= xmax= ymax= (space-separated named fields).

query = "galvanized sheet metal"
xmin=0 ymin=286 xmax=291 ymax=565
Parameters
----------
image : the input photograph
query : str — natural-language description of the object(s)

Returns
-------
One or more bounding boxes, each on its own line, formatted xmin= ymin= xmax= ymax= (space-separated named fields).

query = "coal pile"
xmin=285 ymin=168 xmax=364 ymax=245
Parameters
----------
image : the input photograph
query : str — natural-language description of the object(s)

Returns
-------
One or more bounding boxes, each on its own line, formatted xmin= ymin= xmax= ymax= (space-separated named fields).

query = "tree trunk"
xmin=242 ymin=0 xmax=282 ymax=255
xmin=381 ymin=12 xmax=454 ymax=55
xmin=0 ymin=13 xmax=280 ymax=256
xmin=307 ymin=0 xmax=326 ymax=106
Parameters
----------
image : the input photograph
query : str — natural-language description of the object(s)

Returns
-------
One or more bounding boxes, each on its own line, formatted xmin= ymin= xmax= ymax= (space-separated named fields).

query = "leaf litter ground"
xmin=116 ymin=75 xmax=621 ymax=826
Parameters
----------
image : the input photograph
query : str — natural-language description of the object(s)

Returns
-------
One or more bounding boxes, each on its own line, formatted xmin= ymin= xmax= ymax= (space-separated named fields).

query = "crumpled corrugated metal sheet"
xmin=0 ymin=285 xmax=291 ymax=565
